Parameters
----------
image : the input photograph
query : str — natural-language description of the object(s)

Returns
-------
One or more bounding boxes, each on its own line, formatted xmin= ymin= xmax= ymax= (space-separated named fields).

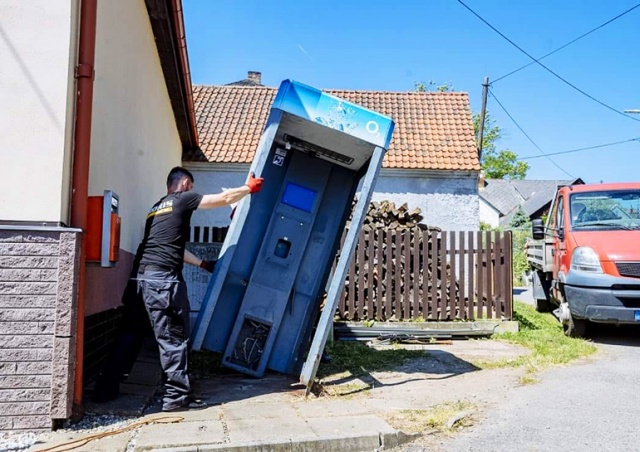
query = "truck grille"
xmin=616 ymin=262 xmax=640 ymax=278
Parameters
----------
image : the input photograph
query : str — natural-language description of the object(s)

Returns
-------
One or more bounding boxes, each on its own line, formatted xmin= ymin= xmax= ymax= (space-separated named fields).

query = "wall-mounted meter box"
xmin=192 ymin=80 xmax=394 ymax=387
xmin=87 ymin=190 xmax=121 ymax=267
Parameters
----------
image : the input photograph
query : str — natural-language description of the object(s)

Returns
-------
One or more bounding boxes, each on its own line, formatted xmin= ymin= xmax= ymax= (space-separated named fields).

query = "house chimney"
xmin=478 ymin=170 xmax=486 ymax=191
xmin=247 ymin=71 xmax=261 ymax=85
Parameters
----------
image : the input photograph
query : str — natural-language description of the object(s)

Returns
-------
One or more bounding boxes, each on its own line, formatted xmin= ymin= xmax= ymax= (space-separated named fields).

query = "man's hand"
xmin=199 ymin=259 xmax=217 ymax=273
xmin=245 ymin=172 xmax=264 ymax=194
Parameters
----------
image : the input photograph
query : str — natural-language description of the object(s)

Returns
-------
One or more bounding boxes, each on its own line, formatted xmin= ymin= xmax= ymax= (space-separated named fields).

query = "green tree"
xmin=509 ymin=206 xmax=531 ymax=228
xmin=473 ymin=111 xmax=500 ymax=155
xmin=473 ymin=112 xmax=529 ymax=180
xmin=482 ymin=149 xmax=529 ymax=179
xmin=414 ymin=80 xmax=454 ymax=92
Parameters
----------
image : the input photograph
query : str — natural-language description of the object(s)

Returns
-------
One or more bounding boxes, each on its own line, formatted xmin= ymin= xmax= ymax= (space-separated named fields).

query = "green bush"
xmin=478 ymin=214 xmax=530 ymax=286
xmin=509 ymin=208 xmax=531 ymax=287
xmin=510 ymin=228 xmax=531 ymax=287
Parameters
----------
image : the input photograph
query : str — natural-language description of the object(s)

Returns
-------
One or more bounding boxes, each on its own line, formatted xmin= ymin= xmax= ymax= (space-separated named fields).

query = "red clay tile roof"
xmin=187 ymin=85 xmax=481 ymax=171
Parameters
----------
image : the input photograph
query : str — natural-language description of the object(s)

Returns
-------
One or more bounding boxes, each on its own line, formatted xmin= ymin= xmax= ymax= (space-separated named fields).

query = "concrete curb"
xmin=129 ymin=407 xmax=415 ymax=452
xmin=149 ymin=429 xmax=416 ymax=452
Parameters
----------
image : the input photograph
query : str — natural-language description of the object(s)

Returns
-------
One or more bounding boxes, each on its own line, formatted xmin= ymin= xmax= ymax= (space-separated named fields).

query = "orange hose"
xmin=34 ymin=416 xmax=184 ymax=452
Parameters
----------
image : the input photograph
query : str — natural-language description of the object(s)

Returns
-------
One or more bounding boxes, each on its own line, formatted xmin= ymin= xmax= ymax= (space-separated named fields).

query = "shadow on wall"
xmin=0 ymin=24 xmax=62 ymax=131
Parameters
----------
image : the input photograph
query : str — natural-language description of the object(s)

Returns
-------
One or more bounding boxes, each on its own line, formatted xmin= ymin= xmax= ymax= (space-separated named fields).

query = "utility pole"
xmin=477 ymin=76 xmax=489 ymax=162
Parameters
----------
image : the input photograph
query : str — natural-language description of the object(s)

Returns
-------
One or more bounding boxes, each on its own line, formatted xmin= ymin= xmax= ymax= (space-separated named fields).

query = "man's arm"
xmin=184 ymin=249 xmax=203 ymax=267
xmin=199 ymin=185 xmax=250 ymax=210
xmin=184 ymin=249 xmax=216 ymax=273
xmin=198 ymin=173 xmax=263 ymax=210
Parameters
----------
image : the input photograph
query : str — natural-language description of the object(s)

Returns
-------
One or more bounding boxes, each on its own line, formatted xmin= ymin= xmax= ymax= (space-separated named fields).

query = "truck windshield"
xmin=570 ymin=190 xmax=640 ymax=230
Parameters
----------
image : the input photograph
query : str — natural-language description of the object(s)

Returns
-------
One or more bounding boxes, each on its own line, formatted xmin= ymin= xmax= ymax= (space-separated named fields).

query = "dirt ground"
xmin=316 ymin=339 xmax=532 ymax=448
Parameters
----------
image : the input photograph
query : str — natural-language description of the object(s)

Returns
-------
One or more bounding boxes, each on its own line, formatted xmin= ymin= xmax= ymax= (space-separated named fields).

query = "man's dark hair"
xmin=166 ymin=166 xmax=194 ymax=189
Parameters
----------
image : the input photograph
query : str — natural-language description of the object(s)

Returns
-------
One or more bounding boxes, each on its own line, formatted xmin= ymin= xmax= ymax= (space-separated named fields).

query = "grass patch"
xmin=316 ymin=341 xmax=426 ymax=380
xmin=314 ymin=381 xmax=373 ymax=398
xmin=473 ymin=301 xmax=597 ymax=378
xmin=518 ymin=374 xmax=539 ymax=385
xmin=384 ymin=401 xmax=476 ymax=434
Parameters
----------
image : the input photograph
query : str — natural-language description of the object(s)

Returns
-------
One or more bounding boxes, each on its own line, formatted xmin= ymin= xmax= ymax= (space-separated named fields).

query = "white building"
xmin=0 ymin=0 xmax=198 ymax=431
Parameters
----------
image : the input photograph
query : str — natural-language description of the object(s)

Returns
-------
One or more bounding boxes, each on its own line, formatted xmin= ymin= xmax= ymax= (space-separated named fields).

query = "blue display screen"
xmin=281 ymin=182 xmax=316 ymax=213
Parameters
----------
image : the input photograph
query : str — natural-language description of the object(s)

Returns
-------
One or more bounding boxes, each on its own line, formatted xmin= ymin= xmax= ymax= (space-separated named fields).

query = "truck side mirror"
xmin=532 ymin=219 xmax=545 ymax=240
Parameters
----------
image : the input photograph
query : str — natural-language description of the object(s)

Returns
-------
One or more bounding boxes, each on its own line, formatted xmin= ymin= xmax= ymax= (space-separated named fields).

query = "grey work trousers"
xmin=137 ymin=268 xmax=191 ymax=411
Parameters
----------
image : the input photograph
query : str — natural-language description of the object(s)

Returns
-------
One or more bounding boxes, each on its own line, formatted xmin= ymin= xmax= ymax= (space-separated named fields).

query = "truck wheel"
xmin=564 ymin=315 xmax=588 ymax=338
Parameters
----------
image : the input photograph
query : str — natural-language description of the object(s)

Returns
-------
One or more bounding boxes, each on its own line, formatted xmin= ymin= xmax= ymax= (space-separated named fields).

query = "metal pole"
xmin=477 ymin=76 xmax=489 ymax=161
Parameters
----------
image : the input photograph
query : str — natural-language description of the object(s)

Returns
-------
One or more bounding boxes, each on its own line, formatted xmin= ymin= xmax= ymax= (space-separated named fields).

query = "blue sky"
xmin=183 ymin=0 xmax=640 ymax=183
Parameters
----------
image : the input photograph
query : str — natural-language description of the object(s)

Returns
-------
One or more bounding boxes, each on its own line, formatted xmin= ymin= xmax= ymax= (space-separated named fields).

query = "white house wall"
xmin=188 ymin=166 xmax=480 ymax=233
xmin=373 ymin=170 xmax=479 ymax=231
xmin=86 ymin=0 xmax=182 ymax=314
xmin=188 ymin=164 xmax=249 ymax=228
xmin=0 ymin=0 xmax=78 ymax=223
xmin=479 ymin=198 xmax=500 ymax=228
xmin=89 ymin=0 xmax=182 ymax=254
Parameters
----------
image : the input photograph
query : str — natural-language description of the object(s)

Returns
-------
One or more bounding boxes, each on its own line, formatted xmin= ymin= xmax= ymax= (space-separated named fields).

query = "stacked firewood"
xmin=346 ymin=200 xmax=440 ymax=232
xmin=340 ymin=200 xmax=465 ymax=321
xmin=362 ymin=200 xmax=428 ymax=231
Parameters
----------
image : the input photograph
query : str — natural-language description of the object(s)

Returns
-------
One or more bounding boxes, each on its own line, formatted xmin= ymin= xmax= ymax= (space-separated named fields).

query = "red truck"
xmin=526 ymin=182 xmax=640 ymax=336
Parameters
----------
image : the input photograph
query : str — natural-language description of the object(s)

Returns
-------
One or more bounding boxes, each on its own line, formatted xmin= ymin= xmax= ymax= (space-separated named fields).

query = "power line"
xmin=493 ymin=2 xmax=640 ymax=83
xmin=519 ymin=137 xmax=640 ymax=160
xmin=456 ymin=0 xmax=640 ymax=124
xmin=488 ymin=89 xmax=574 ymax=178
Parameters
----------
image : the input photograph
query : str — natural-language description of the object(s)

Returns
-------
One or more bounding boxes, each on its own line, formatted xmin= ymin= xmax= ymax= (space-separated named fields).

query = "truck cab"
xmin=529 ymin=183 xmax=640 ymax=336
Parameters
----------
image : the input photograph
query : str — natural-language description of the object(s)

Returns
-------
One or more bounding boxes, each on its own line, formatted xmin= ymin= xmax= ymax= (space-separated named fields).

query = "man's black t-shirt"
xmin=137 ymin=191 xmax=203 ymax=272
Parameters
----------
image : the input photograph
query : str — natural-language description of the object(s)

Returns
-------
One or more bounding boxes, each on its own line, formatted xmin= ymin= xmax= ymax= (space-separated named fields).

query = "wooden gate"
xmin=338 ymin=229 xmax=513 ymax=321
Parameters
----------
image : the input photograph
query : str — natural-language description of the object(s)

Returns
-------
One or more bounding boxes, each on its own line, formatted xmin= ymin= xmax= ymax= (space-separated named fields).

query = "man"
xmin=93 ymin=166 xmax=263 ymax=412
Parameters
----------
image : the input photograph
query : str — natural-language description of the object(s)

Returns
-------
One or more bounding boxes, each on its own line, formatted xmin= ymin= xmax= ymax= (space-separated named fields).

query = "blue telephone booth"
xmin=192 ymin=80 xmax=394 ymax=385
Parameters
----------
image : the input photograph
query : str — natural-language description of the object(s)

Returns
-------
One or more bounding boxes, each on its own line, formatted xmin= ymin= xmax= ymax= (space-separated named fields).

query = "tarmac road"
xmin=407 ymin=308 xmax=640 ymax=452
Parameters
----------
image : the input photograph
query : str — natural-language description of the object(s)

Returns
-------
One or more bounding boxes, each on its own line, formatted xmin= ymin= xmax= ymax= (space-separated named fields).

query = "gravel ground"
xmin=397 ymin=324 xmax=640 ymax=452
xmin=0 ymin=431 xmax=41 ymax=452
xmin=0 ymin=414 xmax=137 ymax=451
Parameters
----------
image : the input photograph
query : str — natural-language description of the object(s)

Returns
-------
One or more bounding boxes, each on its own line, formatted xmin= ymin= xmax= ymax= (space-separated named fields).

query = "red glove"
xmin=199 ymin=259 xmax=217 ymax=273
xmin=246 ymin=172 xmax=264 ymax=194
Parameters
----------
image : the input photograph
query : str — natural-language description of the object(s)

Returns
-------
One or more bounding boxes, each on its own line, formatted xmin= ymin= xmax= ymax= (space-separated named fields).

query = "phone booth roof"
xmin=272 ymin=80 xmax=395 ymax=171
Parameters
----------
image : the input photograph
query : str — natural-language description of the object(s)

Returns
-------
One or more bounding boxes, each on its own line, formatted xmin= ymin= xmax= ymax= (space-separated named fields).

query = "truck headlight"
xmin=571 ymin=247 xmax=603 ymax=273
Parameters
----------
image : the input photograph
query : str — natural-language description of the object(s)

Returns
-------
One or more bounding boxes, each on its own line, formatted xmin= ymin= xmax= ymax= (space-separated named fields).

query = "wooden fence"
xmin=338 ymin=229 xmax=513 ymax=321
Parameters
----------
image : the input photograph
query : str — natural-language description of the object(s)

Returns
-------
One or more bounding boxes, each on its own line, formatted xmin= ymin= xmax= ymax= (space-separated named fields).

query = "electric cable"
xmin=493 ymin=2 xmax=640 ymax=83
xmin=519 ymin=137 xmax=640 ymax=160
xmin=33 ymin=415 xmax=184 ymax=452
xmin=488 ymin=89 xmax=574 ymax=178
xmin=457 ymin=0 xmax=640 ymax=123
